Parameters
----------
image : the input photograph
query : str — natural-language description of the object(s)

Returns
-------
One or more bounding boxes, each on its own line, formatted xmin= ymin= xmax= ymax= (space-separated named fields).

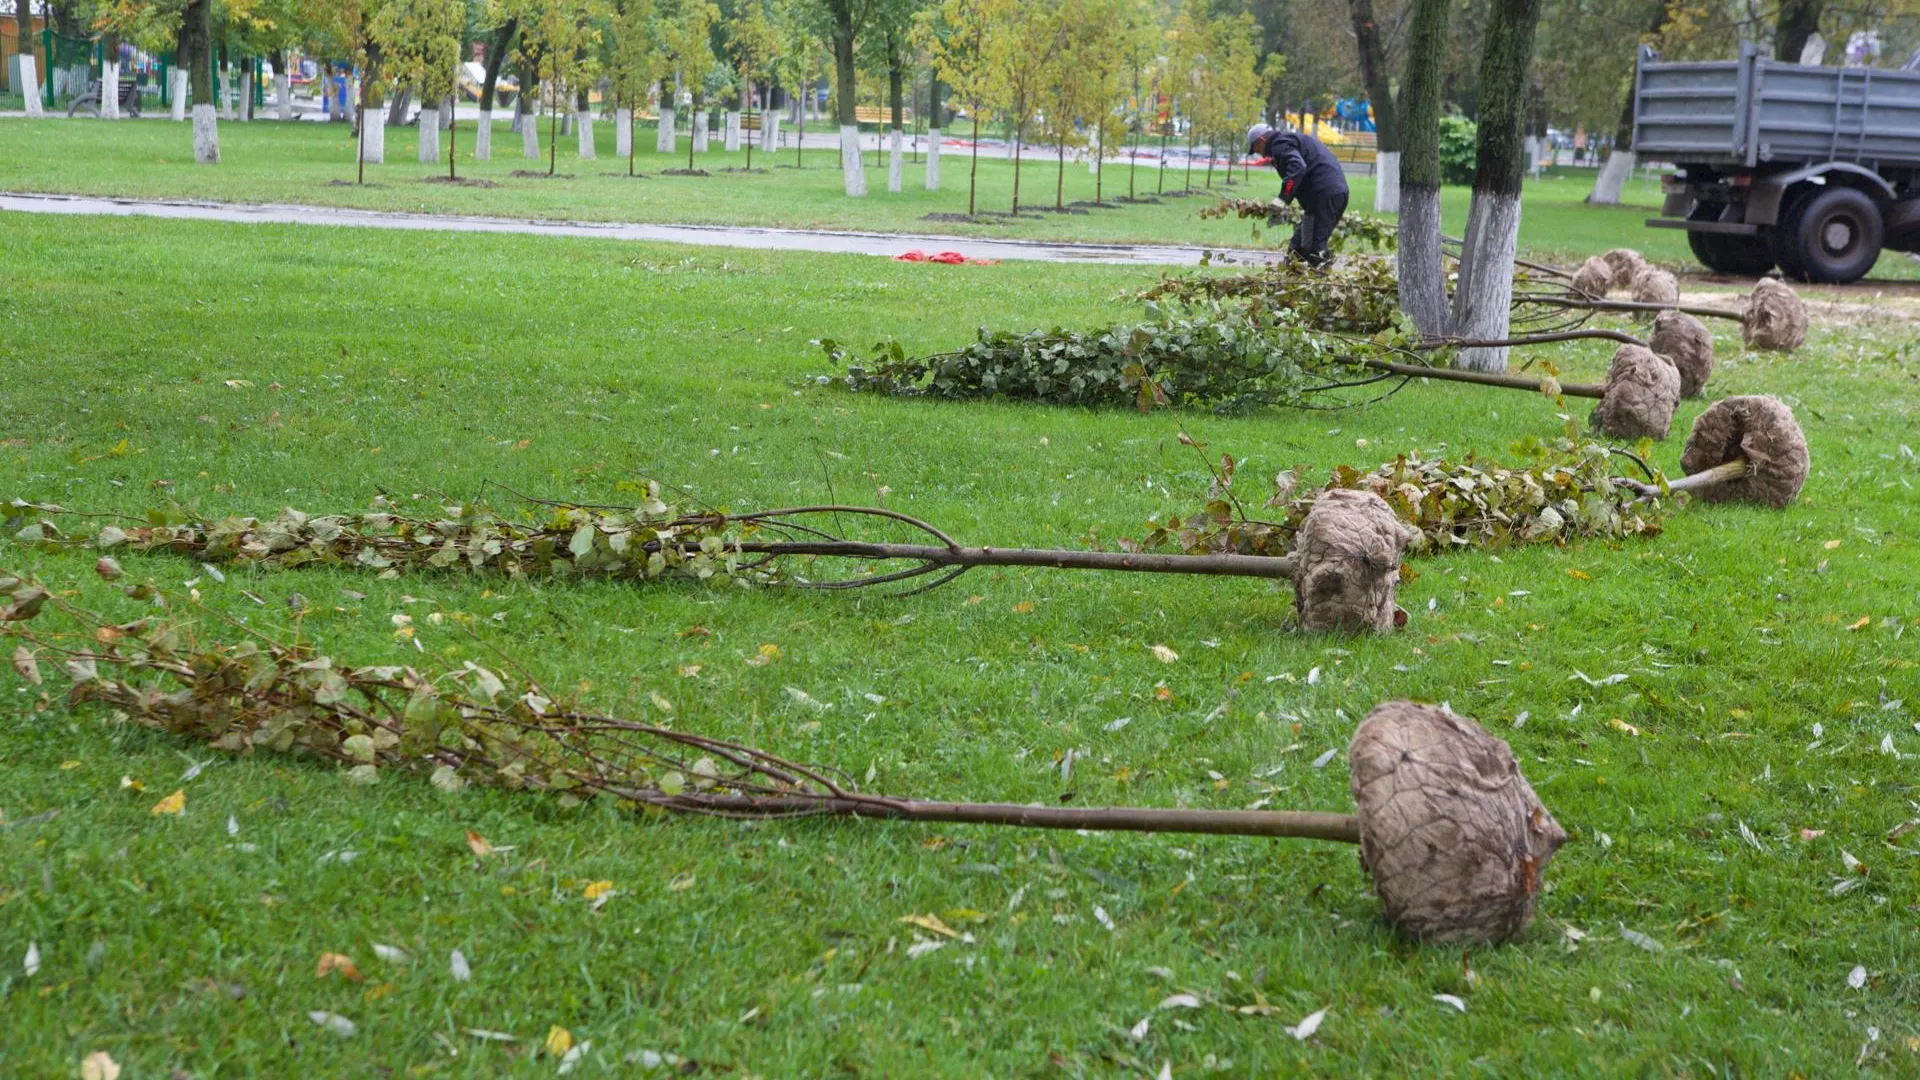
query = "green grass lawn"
xmin=0 ymin=114 xmax=1711 ymax=264
xmin=2 ymin=212 xmax=1918 ymax=1076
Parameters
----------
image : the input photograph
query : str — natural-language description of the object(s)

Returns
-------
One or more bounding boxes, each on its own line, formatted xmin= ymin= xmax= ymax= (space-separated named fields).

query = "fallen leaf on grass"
xmin=905 ymin=938 xmax=946 ymax=959
xmin=1799 ymin=828 xmax=1826 ymax=841
xmin=1285 ymin=1008 xmax=1327 ymax=1041
xmin=10 ymin=646 xmax=39 ymax=685
xmin=118 ymin=775 xmax=143 ymax=792
xmin=1619 ymin=924 xmax=1664 ymax=952
xmin=1094 ymin=906 xmax=1117 ymax=931
xmin=465 ymin=1028 xmax=517 ymax=1042
xmin=1847 ymin=616 xmax=1871 ymax=631
xmin=744 ymin=643 xmax=781 ymax=667
xmin=315 ymin=953 xmax=364 ymax=982
xmin=1149 ymin=644 xmax=1179 ymax=664
xmin=1433 ymin=994 xmax=1467 ymax=1013
xmin=308 ymin=1011 xmax=356 ymax=1037
xmin=1849 ymin=965 xmax=1868 ymax=990
xmin=151 ymin=790 xmax=185 ymax=816
xmin=899 ymin=913 xmax=958 ymax=938
xmin=465 ymin=830 xmax=495 ymax=858
xmin=24 ymin=941 xmax=40 ymax=976
xmin=449 ymin=949 xmax=471 ymax=982
xmin=1129 ymin=1016 xmax=1150 ymax=1043
xmin=79 ymin=1051 xmax=121 ymax=1080
xmin=1157 ymin=993 xmax=1201 ymax=1010
xmin=372 ymin=944 xmax=411 ymax=965
xmin=557 ymin=1040 xmax=591 ymax=1075
xmin=1311 ymin=748 xmax=1338 ymax=769
xmin=1013 ymin=601 xmax=1036 ymax=615
xmin=545 ymin=1025 xmax=573 ymax=1057
xmin=668 ymin=872 xmax=696 ymax=892
xmin=1608 ymin=718 xmax=1640 ymax=737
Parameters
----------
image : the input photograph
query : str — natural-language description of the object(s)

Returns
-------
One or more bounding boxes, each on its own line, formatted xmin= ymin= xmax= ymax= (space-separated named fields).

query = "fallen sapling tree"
xmin=0 ymin=583 xmax=1565 ymax=943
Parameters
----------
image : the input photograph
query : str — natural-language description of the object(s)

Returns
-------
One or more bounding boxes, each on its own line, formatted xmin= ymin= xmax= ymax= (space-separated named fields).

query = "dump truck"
xmin=1634 ymin=43 xmax=1920 ymax=283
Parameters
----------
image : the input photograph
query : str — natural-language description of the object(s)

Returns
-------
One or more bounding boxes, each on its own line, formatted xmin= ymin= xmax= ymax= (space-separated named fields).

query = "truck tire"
xmin=1687 ymin=202 xmax=1777 ymax=277
xmin=1768 ymin=187 xmax=1815 ymax=281
xmin=1782 ymin=186 xmax=1883 ymax=284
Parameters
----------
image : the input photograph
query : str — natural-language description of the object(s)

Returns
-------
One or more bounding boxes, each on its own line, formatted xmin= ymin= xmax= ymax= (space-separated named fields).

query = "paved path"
xmin=0 ymin=191 xmax=1281 ymax=266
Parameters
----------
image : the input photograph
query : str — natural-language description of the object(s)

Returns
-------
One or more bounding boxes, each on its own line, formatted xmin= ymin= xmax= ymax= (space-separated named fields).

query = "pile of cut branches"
xmin=1130 ymin=425 xmax=1666 ymax=558
xmin=823 ymin=303 xmax=1397 ymax=413
xmin=1199 ymin=198 xmax=1399 ymax=253
xmin=1137 ymin=256 xmax=1403 ymax=335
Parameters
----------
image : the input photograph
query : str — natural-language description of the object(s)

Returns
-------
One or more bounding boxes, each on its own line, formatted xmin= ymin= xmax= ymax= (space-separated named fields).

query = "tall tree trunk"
xmin=886 ymin=41 xmax=904 ymax=193
xmin=184 ymin=0 xmax=217 ymax=162
xmin=1773 ymin=0 xmax=1824 ymax=62
xmin=925 ymin=77 xmax=942 ymax=190
xmin=1349 ymin=0 xmax=1401 ymax=212
xmin=1589 ymin=5 xmax=1667 ymax=205
xmin=1450 ymin=0 xmax=1543 ymax=372
xmin=578 ymin=85 xmax=596 ymax=160
xmin=1397 ymin=0 xmax=1450 ymax=338
xmin=831 ymin=2 xmax=866 ymax=196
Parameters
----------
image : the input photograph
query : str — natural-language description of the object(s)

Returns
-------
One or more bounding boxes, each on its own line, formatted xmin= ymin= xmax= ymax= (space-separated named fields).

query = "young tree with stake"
xmin=659 ymin=0 xmax=719 ymax=169
xmin=607 ymin=0 xmax=658 ymax=170
xmin=925 ymin=0 xmax=1001 ymax=215
xmin=373 ymin=0 xmax=463 ymax=174
xmin=979 ymin=0 xmax=1057 ymax=213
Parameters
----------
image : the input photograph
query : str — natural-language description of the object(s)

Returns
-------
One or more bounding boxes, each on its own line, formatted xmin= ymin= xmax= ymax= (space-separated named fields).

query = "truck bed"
xmin=1634 ymin=44 xmax=1920 ymax=171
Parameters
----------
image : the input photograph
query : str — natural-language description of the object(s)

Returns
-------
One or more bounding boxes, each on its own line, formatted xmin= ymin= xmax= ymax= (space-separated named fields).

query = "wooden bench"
xmin=67 ymin=77 xmax=141 ymax=118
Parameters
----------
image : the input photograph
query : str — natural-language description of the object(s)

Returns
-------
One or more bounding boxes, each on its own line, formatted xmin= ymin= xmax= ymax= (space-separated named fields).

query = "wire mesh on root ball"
xmin=1648 ymin=311 xmax=1714 ymax=398
xmin=1571 ymin=255 xmax=1613 ymax=298
xmin=1629 ymin=265 xmax=1680 ymax=310
xmin=1620 ymin=396 xmax=1810 ymax=507
xmin=1741 ymin=278 xmax=1810 ymax=352
xmin=1603 ymin=248 xmax=1649 ymax=291
xmin=1590 ymin=344 xmax=1682 ymax=441
xmin=1287 ymin=489 xmax=1419 ymax=634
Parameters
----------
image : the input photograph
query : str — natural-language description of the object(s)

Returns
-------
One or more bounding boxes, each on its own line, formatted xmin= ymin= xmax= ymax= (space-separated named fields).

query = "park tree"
xmin=184 ymin=0 xmax=218 ymax=160
xmin=812 ymin=0 xmax=881 ymax=196
xmin=1448 ymin=0 xmax=1544 ymax=372
xmin=1037 ymin=0 xmax=1091 ymax=209
xmin=924 ymin=0 xmax=1002 ymax=213
xmin=1346 ymin=0 xmax=1400 ymax=212
xmin=1395 ymin=0 xmax=1447 ymax=336
xmin=723 ymin=0 xmax=776 ymax=166
xmin=658 ymin=0 xmax=719 ymax=165
xmin=473 ymin=9 xmax=521 ymax=159
xmin=1198 ymin=10 xmax=1261 ymax=190
xmin=771 ymin=0 xmax=820 ymax=164
xmin=372 ymin=0 xmax=463 ymax=171
xmin=607 ymin=0 xmax=658 ymax=167
xmin=979 ymin=0 xmax=1057 ymax=212
xmin=306 ymin=0 xmax=389 ymax=172
xmin=518 ymin=0 xmax=598 ymax=173
xmin=863 ymin=0 xmax=923 ymax=193
xmin=1077 ymin=0 xmax=1149 ymax=205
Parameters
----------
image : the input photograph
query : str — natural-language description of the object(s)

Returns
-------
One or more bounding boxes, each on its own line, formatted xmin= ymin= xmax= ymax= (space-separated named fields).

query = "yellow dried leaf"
xmin=668 ymin=872 xmax=696 ymax=892
xmin=898 ymin=913 xmax=959 ymax=938
xmin=1154 ymin=686 xmax=1174 ymax=704
xmin=1823 ymin=539 xmax=1842 ymax=550
xmin=545 ymin=1025 xmax=573 ymax=1056
xmin=677 ymin=664 xmax=702 ymax=678
xmin=1013 ymin=601 xmax=1036 ymax=614
xmin=1567 ymin=569 xmax=1591 ymax=581
xmin=60 ymin=761 xmax=81 ymax=770
xmin=582 ymin=880 xmax=614 ymax=901
xmin=119 ymin=775 xmax=143 ymax=792
xmin=315 ymin=952 xmax=364 ymax=982
xmin=1847 ymin=616 xmax=1871 ymax=631
xmin=465 ymin=830 xmax=495 ymax=858
xmin=150 ymin=790 xmax=185 ymax=816
xmin=1150 ymin=644 xmax=1179 ymax=664
xmin=80 ymin=1051 xmax=121 ymax=1080
xmin=1608 ymin=718 xmax=1640 ymax=737
xmin=963 ymin=595 xmax=984 ymax=606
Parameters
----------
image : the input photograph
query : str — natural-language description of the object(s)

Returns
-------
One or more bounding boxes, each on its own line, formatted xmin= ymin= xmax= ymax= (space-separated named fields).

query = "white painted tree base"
xmin=362 ymin=117 xmax=385 ymax=164
xmin=1373 ymin=151 xmax=1401 ymax=214
xmin=1397 ymin=184 xmax=1449 ymax=338
xmin=693 ymin=115 xmax=708 ymax=153
xmin=418 ymin=118 xmax=440 ymax=164
xmin=840 ymin=124 xmax=867 ymax=197
xmin=925 ymin=129 xmax=941 ymax=190
xmin=522 ymin=119 xmax=540 ymax=159
xmin=577 ymin=111 xmax=595 ymax=159
xmin=168 ymin=68 xmax=186 ymax=121
xmin=657 ymin=107 xmax=675 ymax=153
xmin=724 ymin=110 xmax=740 ymax=151
xmin=760 ymin=111 xmax=778 ymax=153
xmin=888 ymin=129 xmax=903 ymax=192
xmin=237 ymin=72 xmax=251 ymax=121
xmin=20 ymin=57 xmax=44 ymax=117
xmin=615 ymin=109 xmax=632 ymax=158
xmin=475 ymin=109 xmax=493 ymax=160
xmin=1524 ymin=136 xmax=1541 ymax=177
xmin=100 ymin=61 xmax=120 ymax=119
xmin=276 ymin=74 xmax=292 ymax=120
xmin=192 ymin=104 xmax=220 ymax=164
xmin=1450 ymin=190 xmax=1523 ymax=372
xmin=1588 ymin=150 xmax=1634 ymax=205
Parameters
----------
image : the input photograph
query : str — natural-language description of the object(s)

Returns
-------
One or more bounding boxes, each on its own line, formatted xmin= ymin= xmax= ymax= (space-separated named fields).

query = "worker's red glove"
xmin=1281 ymin=178 xmax=1297 ymax=201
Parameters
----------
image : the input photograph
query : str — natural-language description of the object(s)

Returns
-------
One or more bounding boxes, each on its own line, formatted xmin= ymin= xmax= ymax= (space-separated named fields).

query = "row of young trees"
xmin=15 ymin=0 xmax=1272 ymax=207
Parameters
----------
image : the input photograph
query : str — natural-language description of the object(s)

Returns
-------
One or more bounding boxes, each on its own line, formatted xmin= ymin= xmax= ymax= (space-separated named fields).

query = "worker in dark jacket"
xmin=1246 ymin=123 xmax=1350 ymax=267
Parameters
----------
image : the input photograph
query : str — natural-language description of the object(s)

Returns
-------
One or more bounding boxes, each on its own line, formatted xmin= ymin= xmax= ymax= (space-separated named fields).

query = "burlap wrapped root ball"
xmin=1629 ymin=265 xmax=1680 ymax=309
xmin=1348 ymin=701 xmax=1568 ymax=942
xmin=1288 ymin=488 xmax=1418 ymax=633
xmin=1602 ymin=248 xmax=1648 ymax=291
xmin=1741 ymin=277 xmax=1809 ymax=352
xmin=1648 ymin=310 xmax=1714 ymax=398
xmin=1571 ymin=255 xmax=1613 ymax=298
xmin=1678 ymin=395 xmax=1810 ymax=507
xmin=1590 ymin=344 xmax=1682 ymax=440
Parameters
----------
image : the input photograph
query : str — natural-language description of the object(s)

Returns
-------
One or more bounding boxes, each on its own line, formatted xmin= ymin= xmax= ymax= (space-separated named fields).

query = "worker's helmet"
xmin=1245 ymin=122 xmax=1275 ymax=156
